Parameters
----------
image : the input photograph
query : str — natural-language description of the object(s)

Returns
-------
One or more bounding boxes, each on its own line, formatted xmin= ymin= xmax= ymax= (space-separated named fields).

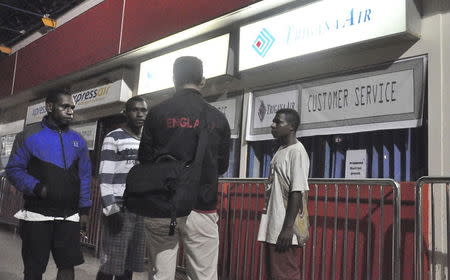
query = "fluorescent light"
xmin=138 ymin=34 xmax=230 ymax=95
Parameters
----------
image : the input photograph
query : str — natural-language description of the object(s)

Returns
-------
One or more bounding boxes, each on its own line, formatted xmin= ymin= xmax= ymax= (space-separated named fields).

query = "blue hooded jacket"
xmin=6 ymin=116 xmax=92 ymax=217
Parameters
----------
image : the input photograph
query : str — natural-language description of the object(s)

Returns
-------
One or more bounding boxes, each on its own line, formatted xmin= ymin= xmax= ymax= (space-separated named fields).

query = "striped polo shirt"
xmin=99 ymin=128 xmax=140 ymax=216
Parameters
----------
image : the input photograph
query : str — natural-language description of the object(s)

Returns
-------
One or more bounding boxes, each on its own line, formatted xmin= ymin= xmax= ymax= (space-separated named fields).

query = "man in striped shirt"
xmin=96 ymin=96 xmax=148 ymax=280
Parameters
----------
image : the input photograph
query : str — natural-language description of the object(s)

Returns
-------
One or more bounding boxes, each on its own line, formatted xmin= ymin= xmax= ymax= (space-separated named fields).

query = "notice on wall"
xmin=0 ymin=133 xmax=17 ymax=171
xmin=345 ymin=149 xmax=367 ymax=179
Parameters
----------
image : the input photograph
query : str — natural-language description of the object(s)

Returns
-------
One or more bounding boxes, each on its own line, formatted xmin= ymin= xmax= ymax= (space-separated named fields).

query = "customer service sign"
xmin=247 ymin=57 xmax=425 ymax=140
xmin=239 ymin=0 xmax=412 ymax=70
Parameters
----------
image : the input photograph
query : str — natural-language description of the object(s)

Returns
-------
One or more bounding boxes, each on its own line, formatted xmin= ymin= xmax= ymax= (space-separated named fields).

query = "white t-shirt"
xmin=257 ymin=141 xmax=310 ymax=245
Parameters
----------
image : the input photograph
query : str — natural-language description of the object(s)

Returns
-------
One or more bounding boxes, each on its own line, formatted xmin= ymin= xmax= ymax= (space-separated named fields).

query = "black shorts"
xmin=20 ymin=220 xmax=84 ymax=273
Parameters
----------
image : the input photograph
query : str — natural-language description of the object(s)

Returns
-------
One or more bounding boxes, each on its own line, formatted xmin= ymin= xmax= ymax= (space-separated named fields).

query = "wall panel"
xmin=0 ymin=54 xmax=15 ymax=99
xmin=121 ymin=0 xmax=258 ymax=53
xmin=13 ymin=1 xmax=123 ymax=93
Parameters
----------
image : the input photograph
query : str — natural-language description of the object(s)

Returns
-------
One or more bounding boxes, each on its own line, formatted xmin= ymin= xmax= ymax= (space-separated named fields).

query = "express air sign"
xmin=26 ymin=80 xmax=131 ymax=125
xmin=239 ymin=0 xmax=419 ymax=71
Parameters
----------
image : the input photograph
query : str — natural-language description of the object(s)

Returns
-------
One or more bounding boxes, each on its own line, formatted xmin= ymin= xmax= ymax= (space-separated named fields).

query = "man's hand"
xmin=34 ymin=183 xmax=48 ymax=199
xmin=80 ymin=214 xmax=89 ymax=232
xmin=105 ymin=213 xmax=123 ymax=235
xmin=39 ymin=186 xmax=48 ymax=199
xmin=276 ymin=227 xmax=294 ymax=252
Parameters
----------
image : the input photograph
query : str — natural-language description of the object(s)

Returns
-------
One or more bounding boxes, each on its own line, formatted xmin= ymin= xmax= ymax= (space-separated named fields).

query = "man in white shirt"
xmin=257 ymin=108 xmax=310 ymax=280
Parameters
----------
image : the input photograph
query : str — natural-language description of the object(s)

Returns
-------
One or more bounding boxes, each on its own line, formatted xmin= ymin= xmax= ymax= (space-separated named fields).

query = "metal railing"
xmin=0 ymin=175 xmax=103 ymax=253
xmin=213 ymin=178 xmax=402 ymax=280
xmin=0 ymin=176 xmax=404 ymax=279
xmin=415 ymin=176 xmax=450 ymax=280
xmin=0 ymin=175 xmax=23 ymax=226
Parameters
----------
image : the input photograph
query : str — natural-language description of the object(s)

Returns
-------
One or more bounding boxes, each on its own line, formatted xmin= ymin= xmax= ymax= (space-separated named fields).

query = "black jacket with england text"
xmin=128 ymin=88 xmax=230 ymax=217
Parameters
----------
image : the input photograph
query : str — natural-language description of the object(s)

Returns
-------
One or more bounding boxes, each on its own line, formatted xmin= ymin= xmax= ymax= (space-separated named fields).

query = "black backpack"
xmin=124 ymin=106 xmax=208 ymax=235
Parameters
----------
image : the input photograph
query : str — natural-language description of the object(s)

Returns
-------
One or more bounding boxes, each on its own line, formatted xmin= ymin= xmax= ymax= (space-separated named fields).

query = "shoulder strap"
xmin=191 ymin=104 xmax=209 ymax=165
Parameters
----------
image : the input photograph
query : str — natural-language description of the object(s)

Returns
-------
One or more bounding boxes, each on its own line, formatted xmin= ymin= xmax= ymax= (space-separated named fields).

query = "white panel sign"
xmin=345 ymin=150 xmax=367 ymax=179
xmin=301 ymin=70 xmax=414 ymax=124
xmin=72 ymin=80 xmax=131 ymax=110
xmin=26 ymin=101 xmax=46 ymax=125
xmin=253 ymin=90 xmax=298 ymax=129
xmin=210 ymin=99 xmax=236 ymax=131
xmin=71 ymin=122 xmax=98 ymax=150
xmin=0 ymin=119 xmax=24 ymax=136
xmin=240 ymin=0 xmax=407 ymax=70
xmin=246 ymin=57 xmax=425 ymax=140
xmin=138 ymin=34 xmax=230 ymax=94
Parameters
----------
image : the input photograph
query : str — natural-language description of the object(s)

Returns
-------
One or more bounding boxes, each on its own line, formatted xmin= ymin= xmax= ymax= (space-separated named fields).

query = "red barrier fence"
xmin=0 ymin=176 xmax=432 ymax=279
xmin=213 ymin=179 xmax=406 ymax=280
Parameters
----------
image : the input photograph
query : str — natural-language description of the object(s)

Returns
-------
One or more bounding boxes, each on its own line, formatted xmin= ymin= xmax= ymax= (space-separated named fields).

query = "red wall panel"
xmin=121 ymin=0 xmax=258 ymax=53
xmin=13 ymin=0 xmax=123 ymax=93
xmin=0 ymin=54 xmax=15 ymax=98
xmin=4 ymin=0 xmax=259 ymax=98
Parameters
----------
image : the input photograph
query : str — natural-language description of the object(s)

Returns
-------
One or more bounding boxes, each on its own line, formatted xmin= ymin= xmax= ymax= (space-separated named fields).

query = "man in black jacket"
xmin=131 ymin=56 xmax=230 ymax=280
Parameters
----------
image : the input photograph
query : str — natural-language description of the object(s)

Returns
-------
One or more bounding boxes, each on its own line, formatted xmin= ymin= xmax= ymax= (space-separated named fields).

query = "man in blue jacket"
xmin=6 ymin=89 xmax=92 ymax=280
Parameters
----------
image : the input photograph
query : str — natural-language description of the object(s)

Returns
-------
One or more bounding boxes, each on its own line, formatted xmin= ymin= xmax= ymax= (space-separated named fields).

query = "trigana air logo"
xmin=252 ymin=28 xmax=275 ymax=58
xmin=258 ymin=100 xmax=266 ymax=122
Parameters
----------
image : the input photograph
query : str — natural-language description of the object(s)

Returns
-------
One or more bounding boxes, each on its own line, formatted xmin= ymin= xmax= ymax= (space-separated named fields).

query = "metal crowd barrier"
xmin=81 ymin=177 xmax=103 ymax=255
xmin=0 ymin=175 xmax=103 ymax=254
xmin=0 ymin=176 xmax=404 ymax=279
xmin=0 ymin=175 xmax=23 ymax=226
xmin=213 ymin=178 xmax=401 ymax=280
xmin=415 ymin=176 xmax=450 ymax=280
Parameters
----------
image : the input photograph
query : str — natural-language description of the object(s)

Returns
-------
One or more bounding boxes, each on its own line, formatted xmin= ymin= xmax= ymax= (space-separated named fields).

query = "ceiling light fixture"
xmin=0 ymin=45 xmax=12 ymax=54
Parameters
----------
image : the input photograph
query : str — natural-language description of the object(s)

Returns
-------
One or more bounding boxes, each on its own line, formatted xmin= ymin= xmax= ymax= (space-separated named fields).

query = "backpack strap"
xmin=168 ymin=103 xmax=208 ymax=236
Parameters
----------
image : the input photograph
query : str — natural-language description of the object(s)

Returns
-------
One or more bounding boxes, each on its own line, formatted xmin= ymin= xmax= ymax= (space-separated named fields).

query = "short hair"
xmin=276 ymin=108 xmax=300 ymax=131
xmin=173 ymin=56 xmax=203 ymax=87
xmin=45 ymin=88 xmax=71 ymax=104
xmin=125 ymin=96 xmax=147 ymax=111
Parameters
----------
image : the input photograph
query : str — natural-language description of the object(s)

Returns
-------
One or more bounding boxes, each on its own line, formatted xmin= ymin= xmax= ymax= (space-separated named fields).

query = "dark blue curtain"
xmin=221 ymin=138 xmax=240 ymax=178
xmin=246 ymin=127 xmax=427 ymax=181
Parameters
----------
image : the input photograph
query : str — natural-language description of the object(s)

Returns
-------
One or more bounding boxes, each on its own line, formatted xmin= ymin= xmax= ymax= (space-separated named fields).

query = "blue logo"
xmin=252 ymin=28 xmax=275 ymax=58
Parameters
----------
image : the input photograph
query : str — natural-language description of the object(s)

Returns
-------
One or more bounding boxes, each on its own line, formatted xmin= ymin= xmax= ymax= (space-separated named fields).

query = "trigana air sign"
xmin=239 ymin=0 xmax=417 ymax=70
xmin=138 ymin=34 xmax=230 ymax=95
xmin=26 ymin=80 xmax=131 ymax=125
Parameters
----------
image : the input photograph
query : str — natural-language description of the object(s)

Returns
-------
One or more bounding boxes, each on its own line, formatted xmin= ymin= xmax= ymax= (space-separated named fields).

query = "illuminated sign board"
xmin=240 ymin=0 xmax=418 ymax=70
xmin=138 ymin=34 xmax=231 ymax=95
xmin=26 ymin=80 xmax=131 ymax=125
xmin=247 ymin=57 xmax=425 ymax=140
